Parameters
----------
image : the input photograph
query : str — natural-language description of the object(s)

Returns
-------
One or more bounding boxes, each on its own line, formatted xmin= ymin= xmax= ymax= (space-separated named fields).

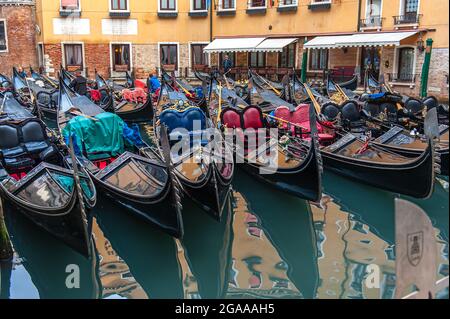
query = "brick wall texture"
xmin=0 ymin=4 xmax=38 ymax=76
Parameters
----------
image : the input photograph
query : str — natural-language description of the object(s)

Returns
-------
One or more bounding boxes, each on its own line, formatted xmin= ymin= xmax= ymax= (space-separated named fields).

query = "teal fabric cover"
xmin=62 ymin=112 xmax=125 ymax=158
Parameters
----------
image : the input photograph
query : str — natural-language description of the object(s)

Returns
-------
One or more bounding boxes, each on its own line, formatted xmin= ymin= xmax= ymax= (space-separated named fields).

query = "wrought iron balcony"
xmin=387 ymin=73 xmax=418 ymax=83
xmin=360 ymin=16 xmax=384 ymax=29
xmin=393 ymin=13 xmax=421 ymax=25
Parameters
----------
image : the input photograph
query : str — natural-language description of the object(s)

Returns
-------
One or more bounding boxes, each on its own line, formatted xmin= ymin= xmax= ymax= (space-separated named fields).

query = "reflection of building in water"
xmin=92 ymin=219 xmax=148 ymax=299
xmin=226 ymin=191 xmax=302 ymax=299
xmin=175 ymin=239 xmax=201 ymax=299
xmin=311 ymin=195 xmax=449 ymax=299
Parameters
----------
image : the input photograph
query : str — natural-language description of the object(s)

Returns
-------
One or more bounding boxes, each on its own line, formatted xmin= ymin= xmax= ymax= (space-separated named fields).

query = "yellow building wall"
xmin=37 ymin=0 xmax=211 ymax=44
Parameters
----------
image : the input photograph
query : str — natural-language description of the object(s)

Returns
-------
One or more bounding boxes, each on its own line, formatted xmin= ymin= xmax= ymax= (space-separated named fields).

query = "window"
xmin=309 ymin=48 xmax=328 ymax=70
xmin=249 ymin=52 xmax=266 ymax=68
xmin=279 ymin=0 xmax=298 ymax=6
xmin=279 ymin=43 xmax=296 ymax=68
xmin=111 ymin=44 xmax=131 ymax=72
xmin=219 ymin=0 xmax=236 ymax=10
xmin=191 ymin=44 xmax=209 ymax=68
xmin=397 ymin=47 xmax=415 ymax=81
xmin=311 ymin=0 xmax=331 ymax=3
xmin=64 ymin=44 xmax=84 ymax=71
xmin=111 ymin=0 xmax=128 ymax=11
xmin=160 ymin=44 xmax=178 ymax=69
xmin=248 ymin=0 xmax=266 ymax=8
xmin=160 ymin=0 xmax=177 ymax=11
xmin=192 ymin=0 xmax=207 ymax=11
xmin=404 ymin=0 xmax=418 ymax=14
xmin=0 ymin=20 xmax=7 ymax=52
xmin=219 ymin=52 xmax=236 ymax=67
xmin=61 ymin=0 xmax=80 ymax=11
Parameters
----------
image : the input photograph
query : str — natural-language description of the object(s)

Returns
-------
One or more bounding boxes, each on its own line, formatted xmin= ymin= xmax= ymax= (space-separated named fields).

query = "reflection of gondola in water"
xmin=4 ymin=205 xmax=101 ymax=299
xmin=93 ymin=196 xmax=185 ymax=298
xmin=228 ymin=170 xmax=319 ymax=299
xmin=181 ymin=194 xmax=233 ymax=298
xmin=91 ymin=217 xmax=148 ymax=299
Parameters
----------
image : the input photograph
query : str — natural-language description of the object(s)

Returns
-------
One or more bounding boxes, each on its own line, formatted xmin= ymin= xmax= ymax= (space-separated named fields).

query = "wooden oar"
xmin=303 ymin=83 xmax=322 ymax=115
xmin=0 ymin=198 xmax=13 ymax=261
xmin=69 ymin=108 xmax=99 ymax=121
xmin=256 ymin=72 xmax=281 ymax=96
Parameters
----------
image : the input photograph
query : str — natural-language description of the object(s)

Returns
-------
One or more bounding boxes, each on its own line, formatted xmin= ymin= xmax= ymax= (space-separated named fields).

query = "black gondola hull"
xmin=116 ymin=98 xmax=154 ymax=122
xmin=321 ymin=142 xmax=435 ymax=198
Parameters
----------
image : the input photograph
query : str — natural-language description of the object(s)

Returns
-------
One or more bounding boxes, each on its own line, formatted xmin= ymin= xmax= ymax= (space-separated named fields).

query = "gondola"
xmin=162 ymin=69 xmax=205 ymax=105
xmin=153 ymin=80 xmax=234 ymax=220
xmin=249 ymin=70 xmax=284 ymax=95
xmin=209 ymin=78 xmax=322 ymax=202
xmin=0 ymin=94 xmax=96 ymax=257
xmin=282 ymin=85 xmax=437 ymax=198
xmin=247 ymin=74 xmax=296 ymax=112
xmin=0 ymin=73 xmax=13 ymax=93
xmin=337 ymin=74 xmax=358 ymax=91
xmin=11 ymin=67 xmax=37 ymax=114
xmin=57 ymin=77 xmax=183 ymax=238
xmin=94 ymin=72 xmax=153 ymax=122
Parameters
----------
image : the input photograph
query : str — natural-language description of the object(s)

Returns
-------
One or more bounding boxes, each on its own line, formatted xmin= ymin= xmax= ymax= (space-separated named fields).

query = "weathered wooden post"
xmin=0 ymin=198 xmax=13 ymax=261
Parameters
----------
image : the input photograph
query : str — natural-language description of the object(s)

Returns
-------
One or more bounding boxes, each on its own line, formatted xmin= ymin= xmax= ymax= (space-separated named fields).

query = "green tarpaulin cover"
xmin=62 ymin=112 xmax=125 ymax=158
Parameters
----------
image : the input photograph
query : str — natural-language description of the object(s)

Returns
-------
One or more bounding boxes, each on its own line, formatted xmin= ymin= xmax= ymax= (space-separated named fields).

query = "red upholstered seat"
xmin=122 ymin=89 xmax=133 ymax=102
xmin=242 ymin=106 xmax=264 ymax=129
xmin=221 ymin=109 xmax=242 ymax=129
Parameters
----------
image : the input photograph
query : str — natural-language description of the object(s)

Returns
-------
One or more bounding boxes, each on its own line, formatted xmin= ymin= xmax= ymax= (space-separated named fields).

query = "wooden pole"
xmin=0 ymin=198 xmax=13 ymax=261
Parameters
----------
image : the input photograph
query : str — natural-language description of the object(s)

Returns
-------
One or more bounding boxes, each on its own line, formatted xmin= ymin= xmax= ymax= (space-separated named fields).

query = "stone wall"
xmin=0 ymin=3 xmax=38 ymax=76
xmin=329 ymin=47 xmax=358 ymax=70
xmin=43 ymin=43 xmax=62 ymax=77
xmin=85 ymin=44 xmax=110 ymax=79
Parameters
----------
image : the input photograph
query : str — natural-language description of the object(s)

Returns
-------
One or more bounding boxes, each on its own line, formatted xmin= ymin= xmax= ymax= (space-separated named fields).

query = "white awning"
xmin=304 ymin=31 xmax=418 ymax=49
xmin=203 ymin=37 xmax=266 ymax=53
xmin=254 ymin=38 xmax=298 ymax=52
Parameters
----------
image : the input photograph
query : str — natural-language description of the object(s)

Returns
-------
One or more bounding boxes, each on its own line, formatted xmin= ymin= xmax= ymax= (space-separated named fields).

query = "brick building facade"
xmin=0 ymin=0 xmax=38 ymax=76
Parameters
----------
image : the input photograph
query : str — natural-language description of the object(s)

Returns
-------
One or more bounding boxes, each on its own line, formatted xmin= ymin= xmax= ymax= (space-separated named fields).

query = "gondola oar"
xmin=0 ymin=198 xmax=13 ymax=261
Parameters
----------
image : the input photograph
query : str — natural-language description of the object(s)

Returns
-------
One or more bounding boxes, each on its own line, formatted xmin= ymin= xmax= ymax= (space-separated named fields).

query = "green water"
xmin=0 ymin=123 xmax=448 ymax=299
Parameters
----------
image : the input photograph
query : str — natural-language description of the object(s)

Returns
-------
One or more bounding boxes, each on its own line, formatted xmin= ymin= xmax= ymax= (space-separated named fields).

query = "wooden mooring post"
xmin=0 ymin=198 xmax=13 ymax=261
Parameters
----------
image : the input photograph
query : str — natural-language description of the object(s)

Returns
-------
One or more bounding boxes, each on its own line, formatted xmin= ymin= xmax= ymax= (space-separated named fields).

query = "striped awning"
xmin=304 ymin=31 xmax=418 ymax=49
xmin=203 ymin=37 xmax=298 ymax=53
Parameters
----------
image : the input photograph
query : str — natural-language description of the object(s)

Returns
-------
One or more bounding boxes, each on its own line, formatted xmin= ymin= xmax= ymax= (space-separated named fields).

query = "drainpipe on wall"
xmin=209 ymin=1 xmax=213 ymax=42
xmin=420 ymin=38 xmax=433 ymax=98
xmin=357 ymin=0 xmax=362 ymax=32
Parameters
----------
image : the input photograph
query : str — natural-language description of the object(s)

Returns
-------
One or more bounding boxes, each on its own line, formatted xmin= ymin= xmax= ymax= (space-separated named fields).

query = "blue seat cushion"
xmin=24 ymin=141 xmax=50 ymax=154
xmin=2 ymin=146 xmax=26 ymax=158
xmin=159 ymin=107 xmax=207 ymax=134
xmin=4 ymin=157 xmax=34 ymax=169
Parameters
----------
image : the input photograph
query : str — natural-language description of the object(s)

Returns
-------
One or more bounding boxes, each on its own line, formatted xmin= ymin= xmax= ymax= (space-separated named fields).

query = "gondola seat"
xmin=159 ymin=107 xmax=208 ymax=145
xmin=274 ymin=105 xmax=335 ymax=142
xmin=341 ymin=101 xmax=365 ymax=131
xmin=404 ymin=98 xmax=424 ymax=114
xmin=242 ymin=106 xmax=264 ymax=130
xmin=321 ymin=102 xmax=340 ymax=121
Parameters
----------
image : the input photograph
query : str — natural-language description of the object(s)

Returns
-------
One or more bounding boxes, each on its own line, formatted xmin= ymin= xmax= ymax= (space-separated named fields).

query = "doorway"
xmin=360 ymin=46 xmax=381 ymax=82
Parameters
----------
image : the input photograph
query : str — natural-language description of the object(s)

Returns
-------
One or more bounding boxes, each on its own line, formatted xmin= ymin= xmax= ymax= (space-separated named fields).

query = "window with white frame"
xmin=111 ymin=0 xmax=128 ymax=11
xmin=279 ymin=0 xmax=298 ymax=7
xmin=308 ymin=48 xmax=328 ymax=71
xmin=191 ymin=44 xmax=209 ymax=68
xmin=0 ymin=20 xmax=7 ymax=52
xmin=192 ymin=0 xmax=207 ymax=11
xmin=219 ymin=0 xmax=236 ymax=10
xmin=396 ymin=47 xmax=415 ymax=82
xmin=248 ymin=0 xmax=266 ymax=9
xmin=403 ymin=0 xmax=419 ymax=14
xmin=61 ymin=0 xmax=80 ymax=11
xmin=310 ymin=0 xmax=332 ymax=4
xmin=160 ymin=0 xmax=177 ymax=11
xmin=160 ymin=44 xmax=178 ymax=70
xmin=111 ymin=43 xmax=131 ymax=72
xmin=63 ymin=43 xmax=84 ymax=71
xmin=366 ymin=0 xmax=382 ymax=18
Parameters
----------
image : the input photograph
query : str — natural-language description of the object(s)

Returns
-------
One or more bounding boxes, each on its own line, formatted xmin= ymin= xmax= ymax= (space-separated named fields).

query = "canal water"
xmin=0 ymin=123 xmax=448 ymax=299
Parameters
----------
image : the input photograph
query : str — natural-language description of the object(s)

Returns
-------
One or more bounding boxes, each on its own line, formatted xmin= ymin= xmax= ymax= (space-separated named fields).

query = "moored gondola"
xmin=94 ymin=72 xmax=153 ymax=122
xmin=11 ymin=67 xmax=37 ymax=114
xmin=57 ymin=77 xmax=183 ymax=238
xmin=0 ymin=94 xmax=96 ymax=257
xmin=337 ymin=74 xmax=358 ymax=91
xmin=209 ymin=78 xmax=322 ymax=202
xmin=284 ymin=85 xmax=437 ymax=198
xmin=153 ymin=81 xmax=234 ymax=220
